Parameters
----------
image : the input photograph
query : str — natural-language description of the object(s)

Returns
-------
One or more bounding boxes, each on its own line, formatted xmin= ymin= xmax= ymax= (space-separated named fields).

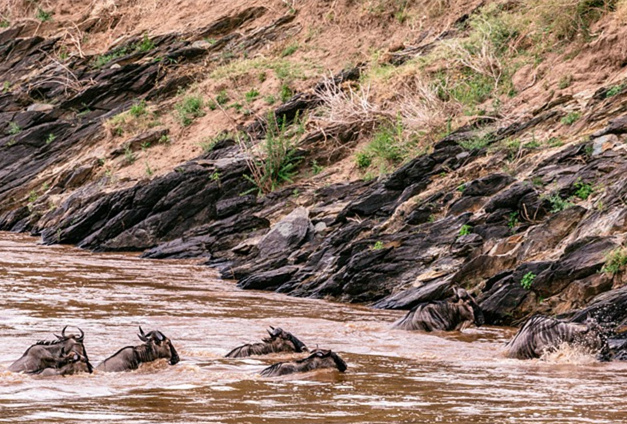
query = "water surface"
xmin=1 ymin=233 xmax=626 ymax=423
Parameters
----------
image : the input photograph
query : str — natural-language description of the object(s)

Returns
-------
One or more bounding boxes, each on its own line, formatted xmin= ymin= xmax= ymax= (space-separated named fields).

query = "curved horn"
xmin=77 ymin=327 xmax=84 ymax=341
xmin=61 ymin=325 xmax=68 ymax=338
xmin=138 ymin=326 xmax=148 ymax=342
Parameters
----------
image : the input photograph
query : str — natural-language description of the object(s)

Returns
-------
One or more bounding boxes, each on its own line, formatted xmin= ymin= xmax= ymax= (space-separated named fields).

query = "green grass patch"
xmin=175 ymin=95 xmax=205 ymax=126
xmin=520 ymin=272 xmax=536 ymax=290
xmin=8 ymin=122 xmax=21 ymax=135
xmin=601 ymin=247 xmax=627 ymax=275
xmin=459 ymin=224 xmax=472 ymax=236
xmin=36 ymin=8 xmax=53 ymax=22
xmin=561 ymin=111 xmax=581 ymax=125
xmin=281 ymin=43 xmax=299 ymax=57
xmin=245 ymin=88 xmax=260 ymax=102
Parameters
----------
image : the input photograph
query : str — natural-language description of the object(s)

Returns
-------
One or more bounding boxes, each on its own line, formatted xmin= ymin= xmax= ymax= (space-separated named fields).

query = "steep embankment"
xmin=2 ymin=0 xmax=627 ymax=328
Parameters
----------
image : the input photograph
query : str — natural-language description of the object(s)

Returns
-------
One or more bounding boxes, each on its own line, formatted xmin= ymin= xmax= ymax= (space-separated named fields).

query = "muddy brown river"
xmin=1 ymin=233 xmax=627 ymax=423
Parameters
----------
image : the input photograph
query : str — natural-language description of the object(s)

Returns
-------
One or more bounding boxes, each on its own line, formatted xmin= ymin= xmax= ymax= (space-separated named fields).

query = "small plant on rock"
xmin=561 ymin=112 xmax=581 ymax=125
xmin=241 ymin=113 xmax=303 ymax=194
xmin=36 ymin=8 xmax=52 ymax=22
xmin=459 ymin=224 xmax=472 ymax=236
xmin=175 ymin=95 xmax=205 ymax=126
xmin=605 ymin=84 xmax=625 ymax=98
xmin=371 ymin=241 xmax=385 ymax=250
xmin=601 ymin=247 xmax=627 ymax=275
xmin=8 ymin=122 xmax=21 ymax=135
xmin=545 ymin=194 xmax=574 ymax=213
xmin=520 ymin=272 xmax=536 ymax=290
xmin=574 ymin=178 xmax=594 ymax=200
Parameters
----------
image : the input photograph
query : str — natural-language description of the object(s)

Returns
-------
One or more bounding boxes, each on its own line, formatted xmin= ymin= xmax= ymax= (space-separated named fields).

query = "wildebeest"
xmin=392 ymin=287 xmax=485 ymax=332
xmin=8 ymin=326 xmax=92 ymax=374
xmin=505 ymin=315 xmax=609 ymax=360
xmin=260 ymin=348 xmax=347 ymax=377
xmin=225 ymin=327 xmax=308 ymax=358
xmin=96 ymin=327 xmax=180 ymax=372
xmin=35 ymin=350 xmax=93 ymax=376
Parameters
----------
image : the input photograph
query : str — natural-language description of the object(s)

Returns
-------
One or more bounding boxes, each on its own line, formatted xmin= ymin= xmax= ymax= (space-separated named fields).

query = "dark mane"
xmin=35 ymin=339 xmax=63 ymax=346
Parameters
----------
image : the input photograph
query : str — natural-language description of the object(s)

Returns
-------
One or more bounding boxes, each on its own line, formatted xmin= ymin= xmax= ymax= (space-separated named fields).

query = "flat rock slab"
xmin=258 ymin=207 xmax=312 ymax=257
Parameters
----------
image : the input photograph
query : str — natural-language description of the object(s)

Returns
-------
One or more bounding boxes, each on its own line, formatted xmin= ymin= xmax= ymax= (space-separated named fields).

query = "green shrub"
xmin=264 ymin=95 xmax=277 ymax=105
xmin=130 ymin=101 xmax=147 ymax=117
xmin=124 ymin=146 xmax=136 ymax=164
xmin=520 ymin=272 xmax=536 ymax=290
xmin=8 ymin=122 xmax=21 ymax=135
xmin=459 ymin=224 xmax=472 ymax=236
xmin=0 ymin=19 xmax=9 ymax=28
xmin=93 ymin=46 xmax=130 ymax=68
xmin=561 ymin=111 xmax=581 ymax=125
xmin=136 ymin=34 xmax=155 ymax=52
xmin=245 ymin=89 xmax=260 ymax=102
xmin=459 ymin=135 xmax=491 ymax=151
xmin=280 ymin=84 xmax=293 ymax=102
xmin=508 ymin=211 xmax=519 ymax=232
xmin=281 ymin=43 xmax=299 ymax=57
xmin=574 ymin=179 xmax=594 ymax=200
xmin=175 ymin=95 xmax=205 ymax=126
xmin=601 ymin=247 xmax=627 ymax=275
xmin=371 ymin=241 xmax=385 ymax=250
xmin=545 ymin=194 xmax=574 ymax=212
xmin=355 ymin=152 xmax=372 ymax=169
xmin=215 ymin=90 xmax=229 ymax=105
xmin=605 ymin=83 xmax=625 ymax=98
xmin=36 ymin=8 xmax=53 ymax=22
xmin=46 ymin=133 xmax=56 ymax=145
xmin=243 ymin=113 xmax=303 ymax=194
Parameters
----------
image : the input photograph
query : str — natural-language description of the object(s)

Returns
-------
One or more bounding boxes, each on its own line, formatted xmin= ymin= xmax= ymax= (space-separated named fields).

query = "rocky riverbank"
xmin=2 ymin=0 xmax=627 ymax=330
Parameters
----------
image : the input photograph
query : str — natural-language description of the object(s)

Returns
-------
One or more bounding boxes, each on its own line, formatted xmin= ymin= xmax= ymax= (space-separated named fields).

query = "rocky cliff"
xmin=2 ymin=0 xmax=627 ymax=329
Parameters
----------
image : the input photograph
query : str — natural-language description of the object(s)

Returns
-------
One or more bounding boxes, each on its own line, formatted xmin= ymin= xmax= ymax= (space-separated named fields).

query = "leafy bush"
xmin=216 ymin=90 xmax=229 ymax=105
xmin=574 ymin=179 xmax=594 ymax=200
xmin=242 ymin=113 xmax=304 ymax=194
xmin=281 ymin=43 xmax=299 ymax=57
xmin=459 ymin=135 xmax=491 ymax=151
xmin=545 ymin=194 xmax=574 ymax=213
xmin=520 ymin=272 xmax=536 ymax=290
xmin=459 ymin=224 xmax=472 ymax=236
xmin=8 ymin=122 xmax=21 ymax=135
xmin=355 ymin=151 xmax=373 ymax=169
xmin=175 ymin=95 xmax=205 ymax=126
xmin=130 ymin=101 xmax=147 ymax=117
xmin=371 ymin=241 xmax=385 ymax=250
xmin=136 ymin=34 xmax=155 ymax=52
xmin=36 ymin=8 xmax=52 ymax=22
xmin=601 ymin=247 xmax=627 ymax=275
xmin=245 ymin=89 xmax=260 ymax=102
xmin=561 ymin=111 xmax=581 ymax=125
xmin=605 ymin=83 xmax=625 ymax=98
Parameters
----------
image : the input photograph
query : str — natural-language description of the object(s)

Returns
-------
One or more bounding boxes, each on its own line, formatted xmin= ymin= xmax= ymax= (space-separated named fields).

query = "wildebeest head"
xmin=137 ymin=327 xmax=180 ymax=365
xmin=264 ymin=327 xmax=308 ymax=353
xmin=9 ymin=326 xmax=89 ymax=374
xmin=452 ymin=287 xmax=485 ymax=327
xmin=51 ymin=348 xmax=93 ymax=375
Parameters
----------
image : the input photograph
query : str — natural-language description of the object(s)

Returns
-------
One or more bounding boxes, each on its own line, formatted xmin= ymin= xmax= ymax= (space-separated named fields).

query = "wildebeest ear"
xmin=60 ymin=347 xmax=65 ymax=357
xmin=156 ymin=332 xmax=165 ymax=342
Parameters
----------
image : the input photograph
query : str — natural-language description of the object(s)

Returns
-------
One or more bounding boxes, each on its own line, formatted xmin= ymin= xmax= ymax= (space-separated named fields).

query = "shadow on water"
xmin=1 ymin=232 xmax=627 ymax=423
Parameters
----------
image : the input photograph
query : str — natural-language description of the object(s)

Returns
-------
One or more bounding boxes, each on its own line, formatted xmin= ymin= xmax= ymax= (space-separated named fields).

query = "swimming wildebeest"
xmin=8 ymin=326 xmax=92 ymax=374
xmin=260 ymin=348 xmax=347 ymax=377
xmin=225 ymin=327 xmax=308 ymax=358
xmin=505 ymin=315 xmax=609 ymax=360
xmin=392 ymin=287 xmax=485 ymax=332
xmin=35 ymin=350 xmax=93 ymax=376
xmin=96 ymin=327 xmax=180 ymax=372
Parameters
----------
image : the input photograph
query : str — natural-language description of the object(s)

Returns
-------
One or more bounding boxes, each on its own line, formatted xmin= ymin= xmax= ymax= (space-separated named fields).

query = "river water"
xmin=1 ymin=233 xmax=626 ymax=423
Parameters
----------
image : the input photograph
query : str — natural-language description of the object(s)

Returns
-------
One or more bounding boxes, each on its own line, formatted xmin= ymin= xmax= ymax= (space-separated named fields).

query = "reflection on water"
xmin=1 ymin=232 xmax=627 ymax=423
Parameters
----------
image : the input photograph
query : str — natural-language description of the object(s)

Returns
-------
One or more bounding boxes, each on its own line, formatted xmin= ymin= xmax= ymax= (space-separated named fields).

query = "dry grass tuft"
xmin=313 ymin=76 xmax=391 ymax=130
